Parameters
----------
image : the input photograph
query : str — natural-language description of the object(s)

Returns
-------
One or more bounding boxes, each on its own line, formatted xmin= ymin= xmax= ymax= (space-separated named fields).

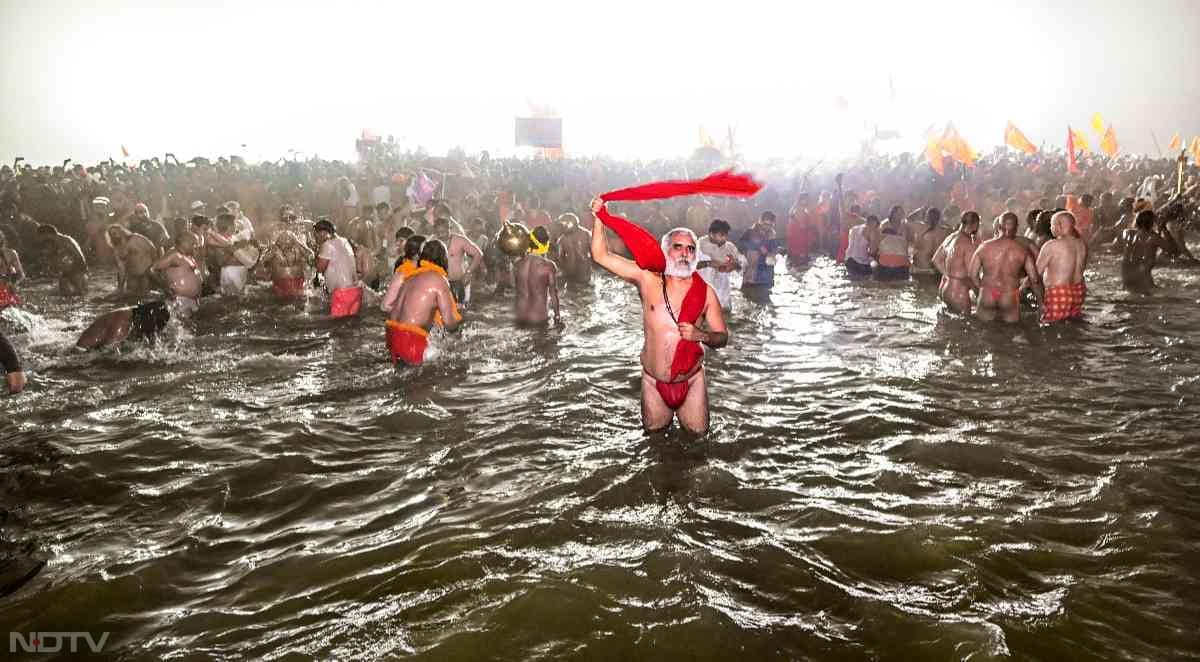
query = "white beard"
xmin=664 ymin=259 xmax=695 ymax=278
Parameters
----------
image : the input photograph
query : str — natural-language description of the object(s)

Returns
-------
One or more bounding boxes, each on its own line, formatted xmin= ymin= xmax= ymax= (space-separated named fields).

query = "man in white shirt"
xmin=696 ymin=219 xmax=742 ymax=309
xmin=225 ymin=200 xmax=254 ymax=242
xmin=314 ymin=218 xmax=362 ymax=318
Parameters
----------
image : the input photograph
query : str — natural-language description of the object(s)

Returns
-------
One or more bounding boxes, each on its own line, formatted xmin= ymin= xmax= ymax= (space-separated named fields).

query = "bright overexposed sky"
xmin=2 ymin=0 xmax=1198 ymax=165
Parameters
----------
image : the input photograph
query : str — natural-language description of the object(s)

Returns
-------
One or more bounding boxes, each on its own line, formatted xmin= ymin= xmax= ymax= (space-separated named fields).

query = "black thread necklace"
xmin=661 ymin=275 xmax=678 ymax=323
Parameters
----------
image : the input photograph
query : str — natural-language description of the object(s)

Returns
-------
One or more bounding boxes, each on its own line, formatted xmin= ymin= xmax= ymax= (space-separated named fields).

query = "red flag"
xmin=1066 ymin=127 xmax=1081 ymax=175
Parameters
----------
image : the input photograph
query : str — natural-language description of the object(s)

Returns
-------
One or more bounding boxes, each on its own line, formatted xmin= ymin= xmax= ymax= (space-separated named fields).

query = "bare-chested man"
xmin=385 ymin=239 xmax=462 ymax=366
xmin=910 ymin=207 xmax=950 ymax=282
xmin=105 ymin=225 xmax=159 ymax=299
xmin=590 ymin=198 xmax=728 ymax=434
xmin=1036 ymin=211 xmax=1088 ymax=324
xmin=347 ymin=208 xmax=382 ymax=277
xmin=1120 ymin=209 xmax=1163 ymax=293
xmin=967 ymin=212 xmax=1042 ymax=323
xmin=553 ymin=213 xmax=592 ymax=284
xmin=0 ymin=231 xmax=25 ymax=309
xmin=37 ymin=224 xmax=88 ymax=296
xmin=76 ymin=301 xmax=171 ymax=350
xmin=86 ymin=197 xmax=117 ymax=266
xmin=152 ymin=233 xmax=203 ymax=317
xmin=931 ymin=211 xmax=980 ymax=314
xmin=129 ymin=203 xmax=172 ymax=253
xmin=260 ymin=221 xmax=314 ymax=300
xmin=514 ymin=226 xmax=560 ymax=326
xmin=433 ymin=216 xmax=484 ymax=305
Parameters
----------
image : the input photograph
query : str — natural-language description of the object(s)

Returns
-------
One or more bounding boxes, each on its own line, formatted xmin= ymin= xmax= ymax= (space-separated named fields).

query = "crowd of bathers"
xmin=1 ymin=144 xmax=1197 ymax=394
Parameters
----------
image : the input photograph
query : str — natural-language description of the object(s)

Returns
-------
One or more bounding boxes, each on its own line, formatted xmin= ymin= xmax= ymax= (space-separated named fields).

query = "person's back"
xmin=513 ymin=254 xmax=559 ymax=325
xmin=1036 ymin=211 xmax=1088 ymax=323
xmin=968 ymin=213 xmax=1039 ymax=322
xmin=1121 ymin=210 xmax=1162 ymax=292
xmin=554 ymin=215 xmax=592 ymax=282
xmin=386 ymin=239 xmax=462 ymax=365
xmin=911 ymin=209 xmax=948 ymax=277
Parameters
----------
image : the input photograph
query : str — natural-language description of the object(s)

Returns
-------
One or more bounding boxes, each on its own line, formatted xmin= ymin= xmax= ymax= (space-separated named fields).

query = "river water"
xmin=2 ymin=255 xmax=1199 ymax=661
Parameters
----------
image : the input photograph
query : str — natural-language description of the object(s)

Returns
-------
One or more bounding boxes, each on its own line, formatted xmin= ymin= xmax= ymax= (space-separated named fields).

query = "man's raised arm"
xmin=589 ymin=198 xmax=643 ymax=283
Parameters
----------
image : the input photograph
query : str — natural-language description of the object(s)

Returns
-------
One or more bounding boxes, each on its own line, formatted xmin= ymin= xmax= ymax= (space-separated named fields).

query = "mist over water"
xmin=2 ymin=255 xmax=1200 ymax=660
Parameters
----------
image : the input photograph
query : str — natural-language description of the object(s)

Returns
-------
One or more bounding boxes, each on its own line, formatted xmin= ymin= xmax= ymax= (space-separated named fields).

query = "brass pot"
xmin=496 ymin=222 xmax=531 ymax=257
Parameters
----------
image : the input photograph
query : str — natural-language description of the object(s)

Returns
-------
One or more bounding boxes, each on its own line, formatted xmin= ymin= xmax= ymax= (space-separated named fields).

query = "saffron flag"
xmin=1070 ymin=128 xmax=1091 ymax=154
xmin=1169 ymin=133 xmax=1182 ymax=151
xmin=1090 ymin=113 xmax=1104 ymax=135
xmin=1100 ymin=125 xmax=1119 ymax=157
xmin=941 ymin=124 xmax=976 ymax=166
xmin=1067 ymin=127 xmax=1081 ymax=174
xmin=1005 ymin=122 xmax=1037 ymax=155
xmin=1191 ymin=137 xmax=1200 ymax=164
xmin=121 ymin=145 xmax=130 ymax=158
xmin=925 ymin=136 xmax=945 ymax=176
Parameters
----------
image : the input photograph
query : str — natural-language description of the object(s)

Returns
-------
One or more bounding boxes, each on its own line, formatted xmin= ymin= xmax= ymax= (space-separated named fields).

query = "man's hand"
xmin=590 ymin=197 xmax=605 ymax=216
xmin=677 ymin=323 xmax=707 ymax=343
xmin=7 ymin=370 xmax=26 ymax=394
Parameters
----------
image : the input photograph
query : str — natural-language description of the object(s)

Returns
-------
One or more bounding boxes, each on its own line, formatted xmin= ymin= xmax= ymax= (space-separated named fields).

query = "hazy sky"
xmin=2 ymin=0 xmax=1198 ymax=164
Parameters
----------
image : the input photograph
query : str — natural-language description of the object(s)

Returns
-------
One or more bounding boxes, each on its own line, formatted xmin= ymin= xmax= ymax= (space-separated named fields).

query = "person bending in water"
xmin=967 ymin=212 xmax=1042 ymax=323
xmin=37 ymin=224 xmax=88 ymax=296
xmin=514 ymin=226 xmax=561 ymax=326
xmin=386 ymin=239 xmax=462 ymax=366
xmin=76 ymin=301 xmax=171 ymax=350
xmin=590 ymin=197 xmax=728 ymax=434
xmin=1120 ymin=210 xmax=1164 ymax=293
xmin=0 ymin=230 xmax=25 ymax=309
xmin=932 ymin=211 xmax=980 ymax=314
xmin=151 ymin=233 xmax=203 ymax=317
xmin=0 ymin=331 xmax=25 ymax=394
xmin=1037 ymin=211 xmax=1089 ymax=324
xmin=261 ymin=221 xmax=314 ymax=300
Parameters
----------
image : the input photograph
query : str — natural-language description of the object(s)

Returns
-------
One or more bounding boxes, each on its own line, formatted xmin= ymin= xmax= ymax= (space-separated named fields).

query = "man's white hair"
xmin=661 ymin=227 xmax=699 ymax=277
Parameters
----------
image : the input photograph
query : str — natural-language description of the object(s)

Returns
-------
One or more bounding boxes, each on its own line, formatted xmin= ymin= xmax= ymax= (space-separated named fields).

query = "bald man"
xmin=1037 ymin=211 xmax=1088 ymax=323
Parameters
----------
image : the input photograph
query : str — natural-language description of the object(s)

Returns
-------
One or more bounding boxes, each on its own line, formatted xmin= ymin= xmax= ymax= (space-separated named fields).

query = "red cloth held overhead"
xmin=595 ymin=170 xmax=762 ymax=273
xmin=594 ymin=170 xmax=761 ymax=404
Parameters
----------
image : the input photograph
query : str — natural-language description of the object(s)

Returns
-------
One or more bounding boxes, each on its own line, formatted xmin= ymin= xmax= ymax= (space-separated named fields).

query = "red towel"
xmin=669 ymin=275 xmax=709 ymax=380
xmin=597 ymin=170 xmax=762 ymax=273
xmin=595 ymin=170 xmax=760 ymax=379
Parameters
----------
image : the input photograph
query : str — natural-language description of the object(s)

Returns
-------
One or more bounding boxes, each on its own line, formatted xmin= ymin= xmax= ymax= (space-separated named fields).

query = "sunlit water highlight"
xmin=2 ymin=256 xmax=1199 ymax=660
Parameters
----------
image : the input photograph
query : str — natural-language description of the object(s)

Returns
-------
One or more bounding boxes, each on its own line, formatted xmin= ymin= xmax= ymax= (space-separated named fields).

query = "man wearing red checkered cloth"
xmin=1036 ymin=211 xmax=1089 ymax=323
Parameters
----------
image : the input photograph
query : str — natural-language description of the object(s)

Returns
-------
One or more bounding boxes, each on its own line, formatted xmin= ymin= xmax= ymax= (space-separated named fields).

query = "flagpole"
xmin=1151 ymin=131 xmax=1164 ymax=158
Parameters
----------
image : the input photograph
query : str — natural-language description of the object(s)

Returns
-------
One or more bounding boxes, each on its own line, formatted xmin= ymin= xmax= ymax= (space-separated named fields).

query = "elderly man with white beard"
xmin=590 ymin=198 xmax=728 ymax=434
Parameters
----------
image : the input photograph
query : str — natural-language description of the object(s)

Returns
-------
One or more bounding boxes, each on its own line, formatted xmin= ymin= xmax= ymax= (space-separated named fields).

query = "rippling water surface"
xmin=2 ymin=256 xmax=1199 ymax=661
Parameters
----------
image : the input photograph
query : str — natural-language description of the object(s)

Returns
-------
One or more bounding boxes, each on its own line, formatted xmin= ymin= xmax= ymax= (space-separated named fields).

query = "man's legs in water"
xmin=640 ymin=372 xmax=674 ymax=432
xmin=674 ymin=370 xmax=710 ymax=434
xmin=640 ymin=370 xmax=709 ymax=434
